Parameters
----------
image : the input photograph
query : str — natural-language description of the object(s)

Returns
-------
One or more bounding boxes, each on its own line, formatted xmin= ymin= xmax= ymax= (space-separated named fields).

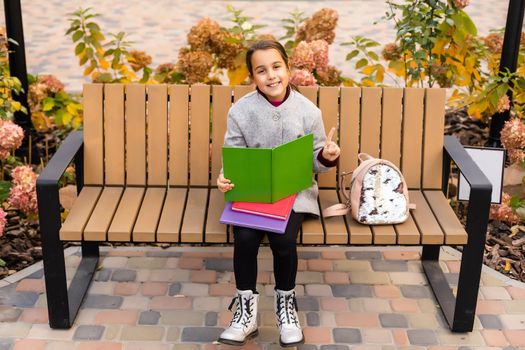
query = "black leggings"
xmin=233 ymin=211 xmax=304 ymax=292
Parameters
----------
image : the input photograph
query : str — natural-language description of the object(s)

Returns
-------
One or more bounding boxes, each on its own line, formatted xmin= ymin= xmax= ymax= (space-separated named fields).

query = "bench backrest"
xmin=83 ymin=84 xmax=446 ymax=190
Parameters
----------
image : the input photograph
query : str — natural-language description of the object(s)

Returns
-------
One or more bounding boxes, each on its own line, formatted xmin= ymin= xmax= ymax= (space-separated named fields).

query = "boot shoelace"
xmin=228 ymin=294 xmax=254 ymax=328
xmin=276 ymin=293 xmax=299 ymax=327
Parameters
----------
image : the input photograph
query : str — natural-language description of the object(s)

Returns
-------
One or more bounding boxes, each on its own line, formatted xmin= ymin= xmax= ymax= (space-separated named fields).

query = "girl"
xmin=217 ymin=40 xmax=340 ymax=347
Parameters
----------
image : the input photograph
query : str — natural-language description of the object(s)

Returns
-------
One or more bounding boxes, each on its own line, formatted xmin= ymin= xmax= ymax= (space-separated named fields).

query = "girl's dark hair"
xmin=245 ymin=40 xmax=298 ymax=91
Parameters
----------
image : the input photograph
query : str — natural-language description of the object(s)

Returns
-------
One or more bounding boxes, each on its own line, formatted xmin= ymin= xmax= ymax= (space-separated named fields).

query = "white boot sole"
xmin=217 ymin=329 xmax=259 ymax=346
xmin=279 ymin=333 xmax=305 ymax=348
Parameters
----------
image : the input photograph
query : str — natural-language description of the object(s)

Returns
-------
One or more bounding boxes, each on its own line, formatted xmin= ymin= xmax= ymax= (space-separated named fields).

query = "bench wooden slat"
xmin=107 ymin=187 xmax=145 ymax=241
xmin=423 ymin=88 xmax=446 ymax=189
xmin=168 ymin=85 xmax=189 ymax=186
xmin=211 ymin=86 xmax=232 ymax=183
xmin=381 ymin=87 xmax=403 ymax=167
xmin=347 ymin=216 xmax=373 ymax=244
xmin=339 ymin=87 xmax=360 ymax=174
xmin=297 ymin=86 xmax=318 ymax=104
xmin=104 ymin=84 xmax=125 ymax=185
xmin=181 ymin=188 xmax=208 ymax=242
xmin=132 ymin=187 xmax=166 ymax=241
xmin=318 ymin=87 xmax=339 ymax=188
xmin=205 ymin=189 xmax=228 ymax=243
xmin=60 ymin=186 xmax=102 ymax=240
xmin=360 ymin=87 xmax=382 ymax=158
xmin=319 ymin=190 xmax=348 ymax=244
xmin=83 ymin=84 xmax=104 ymax=185
xmin=372 ymin=225 xmax=397 ymax=245
xmin=190 ymin=85 xmax=211 ymax=186
xmin=409 ymin=190 xmax=444 ymax=244
xmin=125 ymin=84 xmax=146 ymax=185
xmin=157 ymin=188 xmax=187 ymax=242
xmin=301 ymin=215 xmax=324 ymax=244
xmin=402 ymin=89 xmax=425 ymax=189
xmin=394 ymin=214 xmax=421 ymax=245
xmin=424 ymin=190 xmax=468 ymax=245
xmin=233 ymin=85 xmax=254 ymax=102
xmin=147 ymin=85 xmax=168 ymax=186
xmin=83 ymin=187 xmax=123 ymax=241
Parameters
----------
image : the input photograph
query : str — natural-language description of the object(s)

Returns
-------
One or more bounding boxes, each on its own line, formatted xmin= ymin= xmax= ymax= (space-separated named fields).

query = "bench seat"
xmin=60 ymin=187 xmax=467 ymax=245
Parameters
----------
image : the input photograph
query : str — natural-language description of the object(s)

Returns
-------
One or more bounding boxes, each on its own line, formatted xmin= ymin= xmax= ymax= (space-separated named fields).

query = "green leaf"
xmin=0 ymin=259 xmax=5 ymax=268
xmin=346 ymin=50 xmax=360 ymax=61
xmin=86 ymin=22 xmax=101 ymax=32
xmin=72 ymin=30 xmax=84 ymax=42
xmin=510 ymin=196 xmax=521 ymax=209
xmin=0 ymin=180 xmax=11 ymax=203
xmin=356 ymin=58 xmax=368 ymax=69
xmin=75 ymin=42 xmax=85 ymax=55
xmin=458 ymin=10 xmax=477 ymax=36
xmin=42 ymin=97 xmax=55 ymax=111
xmin=367 ymin=51 xmax=379 ymax=61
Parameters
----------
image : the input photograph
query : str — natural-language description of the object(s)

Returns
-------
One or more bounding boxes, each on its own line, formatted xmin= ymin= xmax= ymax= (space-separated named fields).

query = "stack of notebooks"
xmin=220 ymin=194 xmax=297 ymax=234
xmin=219 ymin=134 xmax=313 ymax=234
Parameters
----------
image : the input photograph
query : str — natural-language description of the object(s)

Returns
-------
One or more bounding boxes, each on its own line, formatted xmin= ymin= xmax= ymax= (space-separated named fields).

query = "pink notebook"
xmin=232 ymin=194 xmax=296 ymax=220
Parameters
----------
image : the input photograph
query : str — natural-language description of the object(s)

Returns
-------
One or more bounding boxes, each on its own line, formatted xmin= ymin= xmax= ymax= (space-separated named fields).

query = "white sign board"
xmin=457 ymin=146 xmax=505 ymax=204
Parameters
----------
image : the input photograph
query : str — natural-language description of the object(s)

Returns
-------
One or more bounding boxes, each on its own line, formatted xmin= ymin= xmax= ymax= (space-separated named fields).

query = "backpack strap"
xmin=322 ymin=171 xmax=352 ymax=218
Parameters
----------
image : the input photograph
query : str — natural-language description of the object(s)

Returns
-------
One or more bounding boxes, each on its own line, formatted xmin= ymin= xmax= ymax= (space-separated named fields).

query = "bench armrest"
xmin=37 ymin=131 xmax=84 ymax=190
xmin=443 ymin=135 xmax=492 ymax=242
xmin=443 ymin=135 xmax=492 ymax=198
xmin=36 ymin=131 xmax=84 ymax=238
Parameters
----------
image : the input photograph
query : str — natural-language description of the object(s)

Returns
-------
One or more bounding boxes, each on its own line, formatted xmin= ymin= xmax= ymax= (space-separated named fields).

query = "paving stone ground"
xmin=1 ymin=245 xmax=525 ymax=349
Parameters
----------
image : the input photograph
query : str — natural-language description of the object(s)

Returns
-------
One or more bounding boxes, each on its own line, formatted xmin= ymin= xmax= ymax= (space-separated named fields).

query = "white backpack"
xmin=324 ymin=153 xmax=415 ymax=225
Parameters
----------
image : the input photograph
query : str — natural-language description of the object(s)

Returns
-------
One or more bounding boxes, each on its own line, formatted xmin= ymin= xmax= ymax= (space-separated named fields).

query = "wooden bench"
xmin=36 ymin=84 xmax=492 ymax=332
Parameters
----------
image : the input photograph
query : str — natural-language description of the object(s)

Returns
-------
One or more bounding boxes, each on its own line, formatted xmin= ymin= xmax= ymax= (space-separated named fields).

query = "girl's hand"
xmin=322 ymin=127 xmax=341 ymax=161
xmin=217 ymin=173 xmax=234 ymax=193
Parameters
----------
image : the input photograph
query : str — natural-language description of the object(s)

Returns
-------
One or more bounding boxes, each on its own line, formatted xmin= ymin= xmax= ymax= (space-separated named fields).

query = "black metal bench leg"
xmin=423 ymin=192 xmax=489 ymax=332
xmin=38 ymin=181 xmax=98 ymax=329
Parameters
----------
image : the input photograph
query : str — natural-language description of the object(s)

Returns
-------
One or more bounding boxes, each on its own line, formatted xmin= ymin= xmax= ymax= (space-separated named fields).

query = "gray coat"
xmin=222 ymin=89 xmax=333 ymax=216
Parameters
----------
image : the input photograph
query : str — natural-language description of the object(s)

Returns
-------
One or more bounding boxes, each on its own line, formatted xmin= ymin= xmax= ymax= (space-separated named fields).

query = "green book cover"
xmin=223 ymin=134 xmax=313 ymax=203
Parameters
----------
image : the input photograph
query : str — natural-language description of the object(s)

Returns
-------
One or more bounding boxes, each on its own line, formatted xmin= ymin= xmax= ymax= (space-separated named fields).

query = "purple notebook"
xmin=220 ymin=202 xmax=290 ymax=234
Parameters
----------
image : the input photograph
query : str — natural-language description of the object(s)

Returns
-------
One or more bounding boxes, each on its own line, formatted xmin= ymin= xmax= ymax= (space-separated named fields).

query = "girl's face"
xmin=250 ymin=48 xmax=290 ymax=102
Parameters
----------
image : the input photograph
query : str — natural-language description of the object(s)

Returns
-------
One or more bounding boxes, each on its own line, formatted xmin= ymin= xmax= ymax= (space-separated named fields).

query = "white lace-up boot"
xmin=217 ymin=289 xmax=259 ymax=346
xmin=274 ymin=289 xmax=304 ymax=347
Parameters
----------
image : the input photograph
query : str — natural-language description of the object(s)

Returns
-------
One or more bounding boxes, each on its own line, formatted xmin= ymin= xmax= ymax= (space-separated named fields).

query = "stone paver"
xmin=0 ymin=244 xmax=524 ymax=349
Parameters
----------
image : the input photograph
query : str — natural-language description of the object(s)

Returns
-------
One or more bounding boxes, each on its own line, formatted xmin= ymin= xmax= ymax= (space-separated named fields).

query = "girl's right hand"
xmin=217 ymin=174 xmax=234 ymax=192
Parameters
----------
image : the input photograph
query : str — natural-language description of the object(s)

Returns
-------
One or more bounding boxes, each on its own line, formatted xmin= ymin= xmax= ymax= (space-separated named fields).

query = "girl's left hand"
xmin=322 ymin=127 xmax=340 ymax=161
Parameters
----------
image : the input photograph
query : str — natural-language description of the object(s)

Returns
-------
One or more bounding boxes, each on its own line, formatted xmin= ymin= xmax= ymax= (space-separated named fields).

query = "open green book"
xmin=222 ymin=134 xmax=313 ymax=203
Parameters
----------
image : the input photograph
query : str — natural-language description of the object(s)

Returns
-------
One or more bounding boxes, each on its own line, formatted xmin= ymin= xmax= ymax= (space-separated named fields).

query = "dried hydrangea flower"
xmin=501 ymin=118 xmax=525 ymax=163
xmin=297 ymin=8 xmax=338 ymax=44
xmin=316 ymin=65 xmax=341 ymax=86
xmin=155 ymin=63 xmax=177 ymax=75
xmin=212 ymin=31 xmax=244 ymax=70
xmin=128 ymin=50 xmax=152 ymax=71
xmin=497 ymin=94 xmax=511 ymax=113
xmin=289 ymin=41 xmax=315 ymax=72
xmin=309 ymin=40 xmax=329 ymax=69
xmin=187 ymin=17 xmax=221 ymax=51
xmin=257 ymin=34 xmax=277 ymax=41
xmin=9 ymin=165 xmax=38 ymax=216
xmin=178 ymin=48 xmax=214 ymax=84
xmin=0 ymin=120 xmax=24 ymax=161
xmin=453 ymin=0 xmax=470 ymax=9
xmin=0 ymin=208 xmax=6 ymax=238
xmin=381 ymin=43 xmax=402 ymax=61
xmin=483 ymin=33 xmax=504 ymax=53
xmin=290 ymin=69 xmax=317 ymax=86
xmin=489 ymin=192 xmax=522 ymax=225
xmin=431 ymin=62 xmax=453 ymax=88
